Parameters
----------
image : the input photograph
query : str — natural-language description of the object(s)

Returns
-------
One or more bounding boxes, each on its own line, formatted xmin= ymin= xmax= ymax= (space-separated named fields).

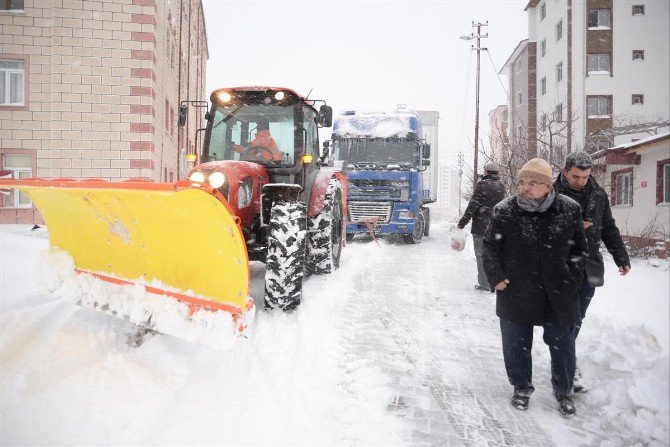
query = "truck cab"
xmin=332 ymin=110 xmax=434 ymax=244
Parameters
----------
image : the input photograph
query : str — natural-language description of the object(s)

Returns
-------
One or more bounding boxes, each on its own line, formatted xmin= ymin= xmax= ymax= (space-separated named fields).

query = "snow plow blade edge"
xmin=1 ymin=179 xmax=250 ymax=315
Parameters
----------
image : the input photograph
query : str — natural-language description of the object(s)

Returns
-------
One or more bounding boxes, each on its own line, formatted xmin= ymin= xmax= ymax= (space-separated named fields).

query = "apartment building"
xmin=0 ymin=0 xmax=208 ymax=223
xmin=499 ymin=39 xmax=537 ymax=159
xmin=525 ymin=0 xmax=669 ymax=153
xmin=487 ymin=104 xmax=509 ymax=165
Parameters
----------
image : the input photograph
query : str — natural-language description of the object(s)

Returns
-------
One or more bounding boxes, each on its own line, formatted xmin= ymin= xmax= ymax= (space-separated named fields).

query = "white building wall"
xmin=532 ymin=0 xmax=570 ymax=149
xmin=611 ymin=1 xmax=670 ymax=144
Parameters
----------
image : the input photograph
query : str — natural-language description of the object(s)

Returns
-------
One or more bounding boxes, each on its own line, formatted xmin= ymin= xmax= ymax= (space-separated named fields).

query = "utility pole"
xmin=460 ymin=21 xmax=488 ymax=189
xmin=457 ymin=151 xmax=464 ymax=215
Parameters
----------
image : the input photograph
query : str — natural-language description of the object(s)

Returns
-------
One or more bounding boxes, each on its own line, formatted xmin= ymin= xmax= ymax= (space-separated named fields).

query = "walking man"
xmin=457 ymin=162 xmax=506 ymax=291
xmin=553 ymin=151 xmax=630 ymax=392
xmin=483 ymin=158 xmax=587 ymax=416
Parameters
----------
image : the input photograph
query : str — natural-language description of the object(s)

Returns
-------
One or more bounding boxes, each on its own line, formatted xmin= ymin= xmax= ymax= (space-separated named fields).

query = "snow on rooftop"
xmin=611 ymin=131 xmax=670 ymax=150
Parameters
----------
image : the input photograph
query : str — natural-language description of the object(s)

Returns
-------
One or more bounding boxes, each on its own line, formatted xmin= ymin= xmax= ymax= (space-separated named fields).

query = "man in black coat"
xmin=553 ymin=151 xmax=630 ymax=392
xmin=483 ymin=158 xmax=587 ymax=417
xmin=457 ymin=162 xmax=506 ymax=290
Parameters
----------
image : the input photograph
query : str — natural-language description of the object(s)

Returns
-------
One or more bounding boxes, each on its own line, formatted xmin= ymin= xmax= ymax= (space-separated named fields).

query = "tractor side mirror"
xmin=319 ymin=105 xmax=333 ymax=128
xmin=423 ymin=159 xmax=431 ymax=167
xmin=178 ymin=105 xmax=188 ymax=127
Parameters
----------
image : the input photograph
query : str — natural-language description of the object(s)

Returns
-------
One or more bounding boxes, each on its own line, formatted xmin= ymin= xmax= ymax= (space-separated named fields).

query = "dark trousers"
xmin=472 ymin=234 xmax=489 ymax=288
xmin=575 ymin=279 xmax=596 ymax=339
xmin=500 ymin=318 xmax=576 ymax=399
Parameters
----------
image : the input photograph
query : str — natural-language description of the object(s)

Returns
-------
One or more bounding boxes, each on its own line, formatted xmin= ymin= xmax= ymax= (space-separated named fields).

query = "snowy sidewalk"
xmin=340 ymin=224 xmax=666 ymax=446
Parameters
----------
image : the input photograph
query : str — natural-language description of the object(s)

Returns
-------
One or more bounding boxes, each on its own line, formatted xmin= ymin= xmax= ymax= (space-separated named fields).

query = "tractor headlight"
xmin=217 ymin=91 xmax=232 ymax=103
xmin=189 ymin=171 xmax=205 ymax=183
xmin=398 ymin=211 xmax=414 ymax=219
xmin=208 ymin=171 xmax=226 ymax=189
xmin=237 ymin=179 xmax=252 ymax=209
xmin=274 ymin=91 xmax=285 ymax=101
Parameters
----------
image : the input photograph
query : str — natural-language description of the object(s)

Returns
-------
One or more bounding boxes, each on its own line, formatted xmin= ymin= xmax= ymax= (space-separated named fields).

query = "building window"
xmin=588 ymin=9 xmax=611 ymax=28
xmin=0 ymin=60 xmax=25 ymax=106
xmin=517 ymin=91 xmax=522 ymax=105
xmin=1 ymin=154 xmax=32 ymax=208
xmin=541 ymin=39 xmax=546 ymax=57
xmin=556 ymin=19 xmax=563 ymax=41
xmin=633 ymin=50 xmax=645 ymax=61
xmin=587 ymin=53 xmax=611 ymax=73
xmin=556 ymin=61 xmax=563 ymax=82
xmin=632 ymin=5 xmax=645 ymax=15
xmin=555 ymin=103 xmax=563 ymax=122
xmin=587 ymin=96 xmax=611 ymax=117
xmin=540 ymin=113 xmax=547 ymax=131
xmin=632 ymin=94 xmax=644 ymax=105
xmin=658 ymin=160 xmax=670 ymax=204
xmin=540 ymin=77 xmax=546 ymax=95
xmin=613 ymin=170 xmax=633 ymax=206
xmin=540 ymin=2 xmax=546 ymax=20
xmin=1 ymin=0 xmax=24 ymax=10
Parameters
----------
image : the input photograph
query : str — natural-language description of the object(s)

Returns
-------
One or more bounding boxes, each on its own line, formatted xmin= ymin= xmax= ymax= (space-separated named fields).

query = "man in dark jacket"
xmin=553 ymin=151 xmax=630 ymax=392
xmin=457 ymin=162 xmax=506 ymax=290
xmin=483 ymin=158 xmax=587 ymax=417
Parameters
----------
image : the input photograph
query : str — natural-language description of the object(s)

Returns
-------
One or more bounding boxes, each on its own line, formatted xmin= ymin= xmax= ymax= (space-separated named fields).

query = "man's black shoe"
xmin=511 ymin=393 xmax=530 ymax=411
xmin=557 ymin=396 xmax=576 ymax=417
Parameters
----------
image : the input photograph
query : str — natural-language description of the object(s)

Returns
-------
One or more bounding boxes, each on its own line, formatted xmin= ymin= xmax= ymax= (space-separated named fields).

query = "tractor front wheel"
xmin=264 ymin=201 xmax=307 ymax=310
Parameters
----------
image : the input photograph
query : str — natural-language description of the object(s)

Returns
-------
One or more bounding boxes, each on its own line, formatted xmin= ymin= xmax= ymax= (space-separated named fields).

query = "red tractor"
xmin=183 ymin=86 xmax=347 ymax=310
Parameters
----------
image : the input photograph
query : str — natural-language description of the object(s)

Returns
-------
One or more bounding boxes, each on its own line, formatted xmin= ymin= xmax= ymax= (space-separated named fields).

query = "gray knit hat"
xmin=519 ymin=158 xmax=553 ymax=184
xmin=565 ymin=151 xmax=593 ymax=170
xmin=484 ymin=162 xmax=500 ymax=173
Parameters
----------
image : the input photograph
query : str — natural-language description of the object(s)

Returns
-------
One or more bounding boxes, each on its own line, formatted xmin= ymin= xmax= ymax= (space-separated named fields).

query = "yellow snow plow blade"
xmin=0 ymin=179 xmax=250 ymax=319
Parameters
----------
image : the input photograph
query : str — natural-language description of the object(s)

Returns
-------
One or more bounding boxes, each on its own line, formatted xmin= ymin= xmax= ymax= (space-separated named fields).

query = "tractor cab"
xmin=202 ymin=87 xmax=332 ymax=184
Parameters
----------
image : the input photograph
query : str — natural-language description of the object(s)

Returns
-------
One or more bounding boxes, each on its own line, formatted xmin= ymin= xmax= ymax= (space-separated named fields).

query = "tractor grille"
xmin=348 ymin=201 xmax=392 ymax=223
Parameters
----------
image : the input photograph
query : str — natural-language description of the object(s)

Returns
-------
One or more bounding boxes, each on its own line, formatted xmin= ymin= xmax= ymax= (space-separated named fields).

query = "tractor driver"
xmin=234 ymin=119 xmax=283 ymax=163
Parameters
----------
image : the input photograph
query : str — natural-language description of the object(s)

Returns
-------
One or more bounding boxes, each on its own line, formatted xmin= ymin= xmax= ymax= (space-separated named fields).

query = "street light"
xmin=461 ymin=22 xmax=488 ymax=189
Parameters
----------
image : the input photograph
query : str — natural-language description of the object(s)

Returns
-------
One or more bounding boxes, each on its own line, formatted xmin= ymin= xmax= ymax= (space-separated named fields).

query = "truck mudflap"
xmin=0 ymin=178 xmax=253 ymax=345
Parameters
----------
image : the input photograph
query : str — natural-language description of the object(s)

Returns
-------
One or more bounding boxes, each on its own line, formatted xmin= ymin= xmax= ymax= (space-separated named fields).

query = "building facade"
xmin=592 ymin=132 xmax=669 ymax=252
xmin=524 ymin=0 xmax=669 ymax=154
xmin=0 ymin=0 xmax=208 ymax=223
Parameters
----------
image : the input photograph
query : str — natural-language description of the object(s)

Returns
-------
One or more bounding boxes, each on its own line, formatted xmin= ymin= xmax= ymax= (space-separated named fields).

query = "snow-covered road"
xmin=1 ymin=223 xmax=668 ymax=446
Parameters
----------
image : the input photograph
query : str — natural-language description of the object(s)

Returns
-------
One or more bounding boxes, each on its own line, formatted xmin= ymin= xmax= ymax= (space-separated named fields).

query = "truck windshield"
xmin=334 ymin=138 xmax=418 ymax=167
xmin=204 ymin=103 xmax=297 ymax=165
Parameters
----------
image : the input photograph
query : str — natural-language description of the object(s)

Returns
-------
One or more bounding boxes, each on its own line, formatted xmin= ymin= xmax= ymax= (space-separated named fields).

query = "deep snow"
xmin=1 ymin=223 xmax=668 ymax=446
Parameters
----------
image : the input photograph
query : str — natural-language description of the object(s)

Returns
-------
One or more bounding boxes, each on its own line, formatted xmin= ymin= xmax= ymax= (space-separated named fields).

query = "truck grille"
xmin=348 ymin=201 xmax=392 ymax=223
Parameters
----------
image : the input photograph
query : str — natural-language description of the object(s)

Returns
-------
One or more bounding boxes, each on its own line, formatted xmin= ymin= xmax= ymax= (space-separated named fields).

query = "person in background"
xmin=457 ymin=162 xmax=506 ymax=291
xmin=483 ymin=157 xmax=587 ymax=416
xmin=553 ymin=151 xmax=630 ymax=393
xmin=235 ymin=119 xmax=283 ymax=162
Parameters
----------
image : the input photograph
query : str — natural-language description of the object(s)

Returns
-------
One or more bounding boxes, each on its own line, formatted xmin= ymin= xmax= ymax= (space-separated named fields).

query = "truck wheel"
xmin=402 ymin=212 xmax=425 ymax=244
xmin=307 ymin=180 xmax=343 ymax=275
xmin=423 ymin=208 xmax=430 ymax=237
xmin=264 ymin=201 xmax=307 ymax=310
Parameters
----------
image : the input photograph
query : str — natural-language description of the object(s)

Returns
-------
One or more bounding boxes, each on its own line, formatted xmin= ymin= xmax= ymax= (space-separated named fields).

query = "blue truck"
xmin=331 ymin=110 xmax=438 ymax=244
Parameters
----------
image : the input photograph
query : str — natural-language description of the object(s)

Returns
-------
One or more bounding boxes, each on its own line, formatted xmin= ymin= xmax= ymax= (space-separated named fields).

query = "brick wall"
xmin=0 ymin=0 xmax=207 ymax=224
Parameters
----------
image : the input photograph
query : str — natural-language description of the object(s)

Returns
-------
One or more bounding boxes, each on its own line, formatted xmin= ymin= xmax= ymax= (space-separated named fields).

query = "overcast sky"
xmin=201 ymin=0 xmax=529 ymax=168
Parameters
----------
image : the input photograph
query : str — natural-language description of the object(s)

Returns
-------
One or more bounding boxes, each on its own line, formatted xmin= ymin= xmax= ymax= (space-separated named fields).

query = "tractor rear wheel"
xmin=307 ymin=180 xmax=343 ymax=275
xmin=264 ymin=201 xmax=307 ymax=310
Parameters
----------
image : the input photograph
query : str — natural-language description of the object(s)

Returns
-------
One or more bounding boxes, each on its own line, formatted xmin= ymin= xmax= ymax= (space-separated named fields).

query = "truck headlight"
xmin=399 ymin=211 xmax=414 ymax=219
xmin=189 ymin=171 xmax=205 ymax=183
xmin=208 ymin=171 xmax=226 ymax=189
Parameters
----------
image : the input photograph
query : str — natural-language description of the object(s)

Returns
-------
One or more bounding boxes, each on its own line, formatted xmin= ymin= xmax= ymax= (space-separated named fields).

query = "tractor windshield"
xmin=204 ymin=103 xmax=297 ymax=166
xmin=333 ymin=138 xmax=419 ymax=168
